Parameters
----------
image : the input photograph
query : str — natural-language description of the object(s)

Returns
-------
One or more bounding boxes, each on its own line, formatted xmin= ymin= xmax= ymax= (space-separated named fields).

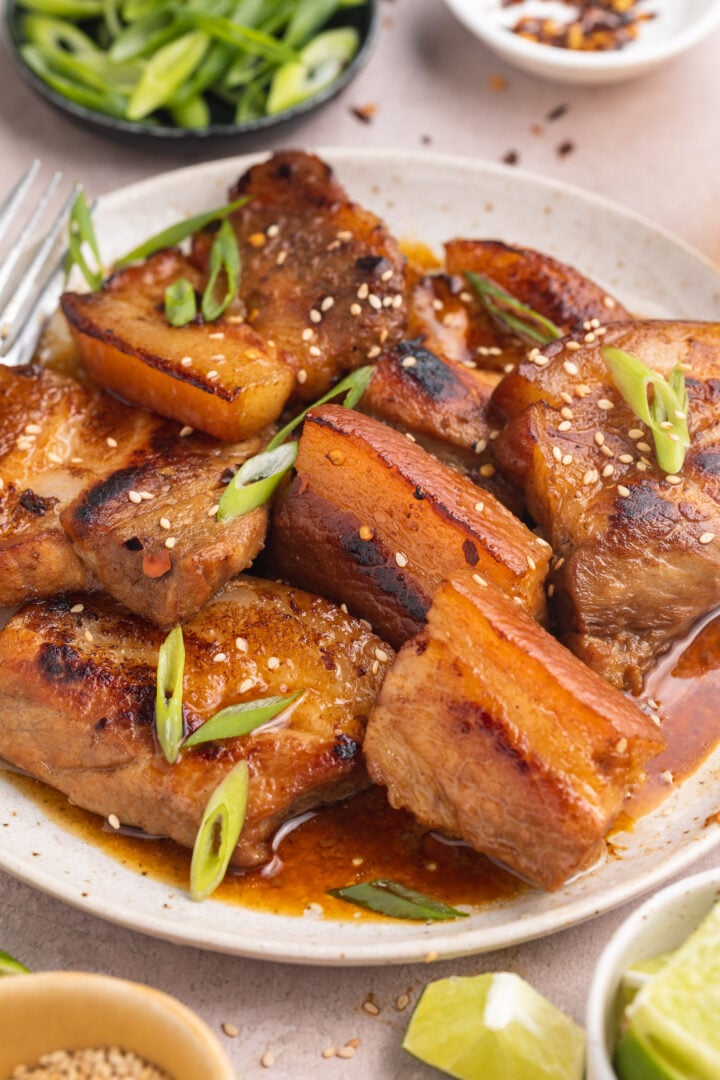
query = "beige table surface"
xmin=1 ymin=2 xmax=720 ymax=1077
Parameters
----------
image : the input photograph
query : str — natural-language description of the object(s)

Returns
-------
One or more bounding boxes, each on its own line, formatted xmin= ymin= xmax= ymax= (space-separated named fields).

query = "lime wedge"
xmin=402 ymin=973 xmax=585 ymax=1080
xmin=615 ymin=901 xmax=720 ymax=1080
xmin=623 ymin=952 xmax=675 ymax=990
xmin=0 ymin=948 xmax=29 ymax=976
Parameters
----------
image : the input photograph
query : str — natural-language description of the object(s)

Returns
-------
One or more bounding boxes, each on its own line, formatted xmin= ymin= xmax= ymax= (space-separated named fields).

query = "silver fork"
xmin=0 ymin=161 xmax=78 ymax=367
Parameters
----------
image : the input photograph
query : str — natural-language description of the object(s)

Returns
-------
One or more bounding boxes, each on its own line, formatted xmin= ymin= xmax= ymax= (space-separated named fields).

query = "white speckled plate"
xmin=2 ymin=150 xmax=720 ymax=965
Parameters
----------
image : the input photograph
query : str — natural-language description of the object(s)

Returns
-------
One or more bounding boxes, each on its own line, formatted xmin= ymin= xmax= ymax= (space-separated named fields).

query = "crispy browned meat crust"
xmin=0 ymin=364 xmax=266 ymax=623
xmin=365 ymin=577 xmax=665 ymax=891
xmin=191 ymin=150 xmax=408 ymax=400
xmin=0 ymin=578 xmax=391 ymax=868
xmin=61 ymin=249 xmax=293 ymax=441
xmin=492 ymin=320 xmax=720 ymax=690
xmin=269 ymin=404 xmax=550 ymax=647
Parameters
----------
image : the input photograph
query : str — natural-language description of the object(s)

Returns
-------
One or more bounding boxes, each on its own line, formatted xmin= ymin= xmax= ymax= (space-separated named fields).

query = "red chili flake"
xmin=546 ymin=103 xmax=570 ymax=122
xmin=142 ymin=549 xmax=172 ymax=578
xmin=557 ymin=140 xmax=576 ymax=158
xmin=420 ymin=134 xmax=432 ymax=145
xmin=351 ymin=103 xmax=378 ymax=124
xmin=502 ymin=150 xmax=520 ymax=166
xmin=489 ymin=74 xmax=507 ymax=92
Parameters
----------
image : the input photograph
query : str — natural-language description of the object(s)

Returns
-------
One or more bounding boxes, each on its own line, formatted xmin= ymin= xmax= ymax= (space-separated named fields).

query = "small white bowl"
xmin=586 ymin=869 xmax=720 ymax=1080
xmin=0 ymin=971 xmax=235 ymax=1080
xmin=443 ymin=0 xmax=720 ymax=85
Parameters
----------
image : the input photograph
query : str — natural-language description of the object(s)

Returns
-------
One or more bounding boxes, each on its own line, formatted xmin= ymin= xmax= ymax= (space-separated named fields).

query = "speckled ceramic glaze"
xmin=2 ymin=150 xmax=720 ymax=965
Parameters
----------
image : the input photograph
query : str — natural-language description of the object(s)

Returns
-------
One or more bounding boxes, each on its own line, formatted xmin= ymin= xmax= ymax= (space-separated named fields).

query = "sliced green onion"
xmin=127 ymin=30 xmax=210 ymax=121
xmin=0 ymin=948 xmax=30 ymax=977
xmin=267 ymin=27 xmax=359 ymax=115
xmin=465 ymin=271 xmax=563 ymax=346
xmin=265 ymin=364 xmax=374 ymax=451
xmin=328 ymin=879 xmax=469 ymax=921
xmin=17 ymin=0 xmax=105 ymax=16
xmin=108 ymin=9 xmax=177 ymax=62
xmin=164 ymin=277 xmax=197 ymax=327
xmin=201 ymin=219 xmax=241 ymax=322
xmin=114 ymin=194 xmax=248 ymax=269
xmin=184 ymin=691 xmax=303 ymax=748
xmin=602 ymin=347 xmax=690 ymax=475
xmin=66 ymin=188 xmax=103 ymax=290
xmin=216 ymin=441 xmax=298 ymax=522
xmin=155 ymin=625 xmax=185 ymax=764
xmin=181 ymin=11 xmax=299 ymax=64
xmin=190 ymin=759 xmax=249 ymax=901
xmin=283 ymin=0 xmax=345 ymax=48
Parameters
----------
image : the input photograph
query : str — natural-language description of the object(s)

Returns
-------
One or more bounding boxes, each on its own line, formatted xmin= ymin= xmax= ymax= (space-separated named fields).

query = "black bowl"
xmin=4 ymin=1 xmax=377 ymax=143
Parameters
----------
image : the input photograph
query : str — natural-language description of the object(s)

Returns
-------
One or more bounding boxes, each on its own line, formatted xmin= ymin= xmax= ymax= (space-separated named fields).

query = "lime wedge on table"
xmin=615 ymin=901 xmax=720 ymax=1080
xmin=0 ymin=948 xmax=29 ymax=976
xmin=402 ymin=973 xmax=585 ymax=1080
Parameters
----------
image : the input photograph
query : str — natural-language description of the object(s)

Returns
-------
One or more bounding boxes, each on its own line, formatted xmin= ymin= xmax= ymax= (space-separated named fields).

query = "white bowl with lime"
xmin=586 ymin=868 xmax=720 ymax=1080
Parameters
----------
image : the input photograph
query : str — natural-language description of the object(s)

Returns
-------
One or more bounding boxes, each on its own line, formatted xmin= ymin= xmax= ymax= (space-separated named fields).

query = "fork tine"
xmin=0 ymin=185 xmax=78 ymax=359
xmin=0 ymin=160 xmax=40 ymax=248
xmin=0 ymin=170 xmax=62 ymax=302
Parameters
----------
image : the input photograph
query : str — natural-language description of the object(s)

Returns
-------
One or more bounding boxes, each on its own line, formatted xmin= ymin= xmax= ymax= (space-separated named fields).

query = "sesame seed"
xmin=474 ymin=501 xmax=484 ymax=512
xmin=665 ymin=475 xmax=682 ymax=485
xmin=552 ymin=446 xmax=562 ymax=463
xmin=267 ymin=656 xmax=280 ymax=670
xmin=392 ymin=294 xmax=403 ymax=309
xmin=661 ymin=770 xmax=674 ymax=784
xmin=432 ymin=298 xmax=444 ymax=311
xmin=618 ymin=453 xmax=634 ymax=464
xmin=660 ymin=420 xmax=674 ymax=430
xmin=395 ymin=994 xmax=411 ymax=1011
xmin=558 ymin=420 xmax=572 ymax=432
xmin=603 ymin=295 xmax=617 ymax=309
xmin=395 ymin=551 xmax=408 ymax=568
xmin=357 ymin=283 xmax=369 ymax=300
xmin=401 ymin=355 xmax=417 ymax=368
xmin=309 ymin=346 xmax=322 ymax=357
xmin=405 ymin=432 xmax=416 ymax=442
xmin=628 ymin=428 xmax=644 ymax=439
xmin=597 ymin=399 xmax=614 ymax=410
xmin=70 ymin=603 xmax=84 ymax=613
xmin=615 ymin=738 xmax=628 ymax=754
xmin=602 ymin=464 xmax=615 ymax=477
xmin=554 ymin=557 xmax=565 ymax=569
xmin=600 ymin=445 xmax=614 ymax=458
xmin=560 ymin=407 xmax=574 ymax=420
xmin=699 ymin=532 xmax=715 ymax=544
xmin=235 ymin=637 xmax=247 ymax=652
xmin=582 ymin=469 xmax=598 ymax=486
xmin=562 ymin=453 xmax=573 ymax=466
xmin=328 ymin=449 xmax=346 ymax=465
xmin=563 ymin=360 xmax=579 ymax=376
xmin=106 ymin=437 xmax=118 ymax=448
xmin=321 ymin=296 xmax=335 ymax=312
xmin=375 ymin=648 xmax=389 ymax=663
xmin=668 ymin=432 xmax=680 ymax=443
xmin=179 ymin=426 xmax=193 ymax=437
xmin=674 ymin=410 xmax=687 ymax=420
xmin=239 ymin=678 xmax=254 ymax=693
xmin=527 ymin=555 xmax=536 ymax=570
xmin=363 ymin=1000 xmax=380 ymax=1015
xmin=594 ymin=432 xmax=605 ymax=446
xmin=636 ymin=442 xmax=652 ymax=453
xmin=222 ymin=1022 xmax=239 ymax=1037
xmin=309 ymin=309 xmax=322 ymax=323
xmin=350 ymin=303 xmax=362 ymax=316
xmin=474 ymin=438 xmax=487 ymax=454
xmin=479 ymin=463 xmax=495 ymax=477
xmin=528 ymin=348 xmax=540 ymax=361
xmin=302 ymin=328 xmax=314 ymax=342
xmin=359 ymin=525 xmax=374 ymax=541
xmin=128 ymin=490 xmax=142 ymax=504
xmin=636 ymin=462 xmax=648 ymax=472
xmin=261 ymin=1050 xmax=275 ymax=1068
xmin=584 ymin=332 xmax=596 ymax=343
xmin=208 ymin=503 xmax=219 ymax=517
xmin=108 ymin=813 xmax=120 ymax=830
xmin=158 ymin=517 xmax=171 ymax=530
xmin=180 ymin=355 xmax=193 ymax=367
xmin=618 ymin=485 xmax=630 ymax=498
xmin=372 ymin=660 xmax=379 ymax=674
xmin=367 ymin=345 xmax=381 ymax=359
xmin=368 ymin=294 xmax=383 ymax=311
xmin=276 ymin=250 xmax=288 ymax=265
xmin=207 ymin=370 xmax=219 ymax=380
xmin=575 ymin=383 xmax=592 ymax=397
xmin=322 ymin=1047 xmax=337 ymax=1059
xmin=209 ymin=332 xmax=225 ymax=341
xmin=380 ymin=268 xmax=394 ymax=282
xmin=565 ymin=340 xmax=581 ymax=352
xmin=472 ymin=573 xmax=487 ymax=587
xmin=297 ymin=368 xmax=308 ymax=384
xmin=502 ymin=362 xmax=514 ymax=374
xmin=140 ymin=491 xmax=154 ymax=501
xmin=560 ymin=391 xmax=573 ymax=405
xmin=165 ymin=537 xmax=176 ymax=549
xmin=47 ymin=451 xmax=62 ymax=464
xmin=84 ymin=630 xmax=94 ymax=642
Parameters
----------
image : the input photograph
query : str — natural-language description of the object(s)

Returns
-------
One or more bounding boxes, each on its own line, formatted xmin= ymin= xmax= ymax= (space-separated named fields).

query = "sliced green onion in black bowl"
xmin=4 ymin=0 xmax=377 ymax=142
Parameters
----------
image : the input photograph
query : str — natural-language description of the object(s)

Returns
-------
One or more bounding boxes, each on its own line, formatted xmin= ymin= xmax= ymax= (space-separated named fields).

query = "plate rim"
xmin=2 ymin=146 xmax=720 ymax=965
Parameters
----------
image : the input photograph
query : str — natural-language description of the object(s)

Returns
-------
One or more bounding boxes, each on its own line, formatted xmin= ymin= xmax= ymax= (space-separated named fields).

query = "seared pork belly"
xmin=359 ymin=340 xmax=522 ymax=514
xmin=195 ymin=150 xmax=407 ymax=400
xmin=493 ymin=320 xmax=720 ymax=691
xmin=0 ymin=364 xmax=266 ymax=622
xmin=0 ymin=578 xmax=390 ymax=868
xmin=364 ymin=577 xmax=665 ymax=891
xmin=269 ymin=404 xmax=550 ymax=648
xmin=62 ymin=249 xmax=293 ymax=441
xmin=444 ymin=239 xmax=631 ymax=334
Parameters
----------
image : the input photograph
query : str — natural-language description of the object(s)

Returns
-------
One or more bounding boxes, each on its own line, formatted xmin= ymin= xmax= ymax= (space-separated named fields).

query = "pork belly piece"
xmin=61 ymin=249 xmax=293 ymax=441
xmin=444 ymin=239 xmax=631 ymax=334
xmin=269 ymin=404 xmax=550 ymax=648
xmin=191 ymin=150 xmax=407 ymax=400
xmin=364 ymin=577 xmax=665 ymax=891
xmin=359 ymin=340 xmax=522 ymax=514
xmin=492 ymin=320 xmax=720 ymax=691
xmin=0 ymin=364 xmax=266 ymax=621
xmin=0 ymin=578 xmax=390 ymax=869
